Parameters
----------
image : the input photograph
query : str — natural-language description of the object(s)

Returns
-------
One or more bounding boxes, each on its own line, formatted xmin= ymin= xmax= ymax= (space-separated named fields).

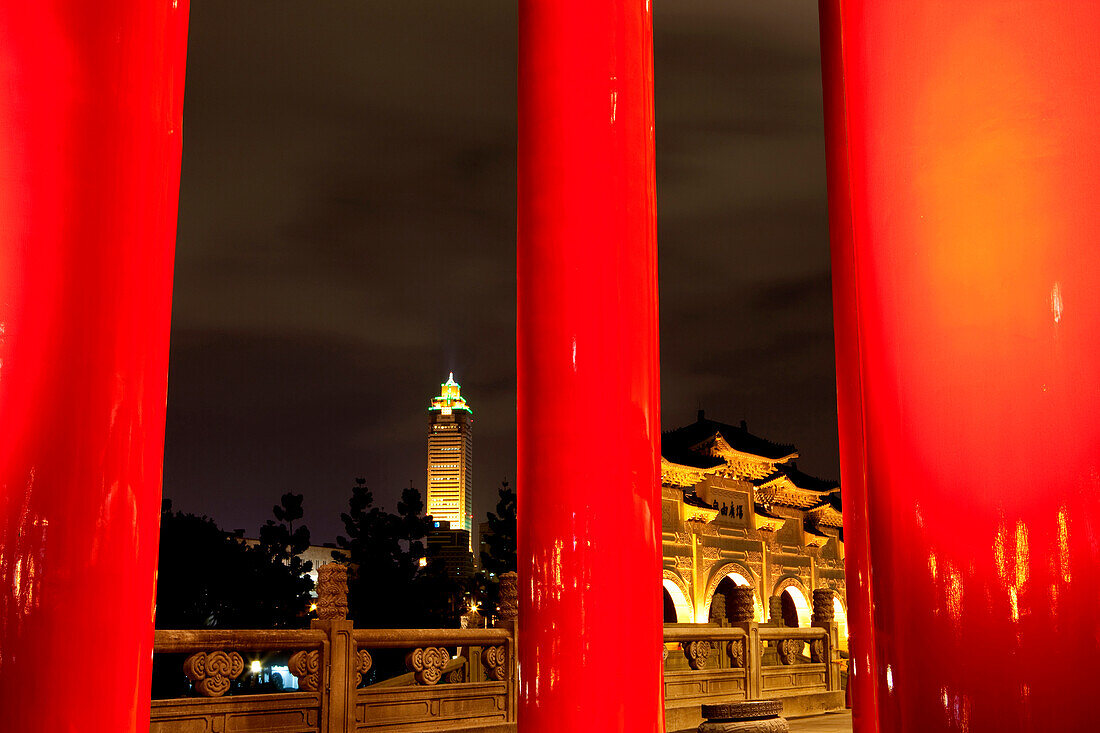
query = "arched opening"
xmin=662 ymin=588 xmax=677 ymax=624
xmin=780 ymin=585 xmax=812 ymax=628
xmin=705 ymin=572 xmax=763 ymax=624
xmin=833 ymin=595 xmax=849 ymax=651
xmin=662 ymin=577 xmax=693 ymax=623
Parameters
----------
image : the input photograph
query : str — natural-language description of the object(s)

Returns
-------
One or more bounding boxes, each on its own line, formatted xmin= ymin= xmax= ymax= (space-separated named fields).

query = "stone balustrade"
xmin=150 ymin=565 xmax=842 ymax=733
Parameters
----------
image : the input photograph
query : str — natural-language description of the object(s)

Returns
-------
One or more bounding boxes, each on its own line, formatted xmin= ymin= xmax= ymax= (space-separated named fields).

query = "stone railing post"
xmin=726 ymin=586 xmax=756 ymax=625
xmin=768 ymin=595 xmax=784 ymax=627
xmin=498 ymin=571 xmax=519 ymax=628
xmin=497 ymin=571 xmax=518 ymax=722
xmin=810 ymin=588 xmax=839 ymax=691
xmin=312 ymin=564 xmax=359 ymax=733
xmin=811 ymin=589 xmax=835 ymax=624
xmin=734 ymin=619 xmax=763 ymax=700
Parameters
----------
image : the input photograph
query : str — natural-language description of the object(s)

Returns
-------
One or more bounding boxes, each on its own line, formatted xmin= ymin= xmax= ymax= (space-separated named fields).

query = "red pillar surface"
xmin=0 ymin=3 xmax=190 ymax=731
xmin=821 ymin=2 xmax=1100 ymax=731
xmin=516 ymin=1 xmax=663 ymax=731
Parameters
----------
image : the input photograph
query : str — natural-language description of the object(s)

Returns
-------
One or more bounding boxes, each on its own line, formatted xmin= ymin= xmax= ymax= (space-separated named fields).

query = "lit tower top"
xmin=427 ymin=373 xmax=474 ymax=549
xmin=430 ymin=372 xmax=473 ymax=415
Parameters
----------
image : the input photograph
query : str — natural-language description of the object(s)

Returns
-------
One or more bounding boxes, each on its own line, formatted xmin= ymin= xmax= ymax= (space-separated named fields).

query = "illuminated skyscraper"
xmin=427 ymin=373 xmax=473 ymax=547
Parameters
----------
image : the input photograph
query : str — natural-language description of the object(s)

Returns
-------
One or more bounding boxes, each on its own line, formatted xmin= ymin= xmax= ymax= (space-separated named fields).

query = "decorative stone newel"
xmin=727 ymin=638 xmax=746 ymax=668
xmin=498 ymin=572 xmax=519 ymax=622
xmin=481 ymin=645 xmax=508 ymax=681
xmin=727 ymin=586 xmax=756 ymax=624
xmin=684 ymin=640 xmax=712 ymax=670
xmin=811 ymin=589 xmax=834 ymax=623
xmin=406 ymin=647 xmax=449 ymax=685
xmin=699 ymin=700 xmax=789 ymax=733
xmin=317 ymin=563 xmax=350 ymax=620
xmin=289 ymin=650 xmax=321 ymax=691
xmin=184 ymin=651 xmax=245 ymax=698
xmin=768 ymin=596 xmax=784 ymax=626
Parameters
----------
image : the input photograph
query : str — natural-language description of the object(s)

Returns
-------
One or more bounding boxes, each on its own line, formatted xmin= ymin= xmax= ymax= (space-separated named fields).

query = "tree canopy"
xmin=156 ymin=497 xmax=314 ymax=629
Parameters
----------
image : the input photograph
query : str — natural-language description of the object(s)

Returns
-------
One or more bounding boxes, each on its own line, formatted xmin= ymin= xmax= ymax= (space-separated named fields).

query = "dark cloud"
xmin=164 ymin=0 xmax=837 ymax=542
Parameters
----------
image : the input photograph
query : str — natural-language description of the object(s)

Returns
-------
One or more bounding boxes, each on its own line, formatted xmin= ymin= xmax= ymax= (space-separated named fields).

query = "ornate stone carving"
xmin=356 ymin=648 xmax=373 ymax=686
xmin=406 ymin=647 xmax=449 ymax=685
xmin=316 ymin=563 xmax=349 ymax=620
xmin=812 ymin=588 xmax=835 ymax=623
xmin=289 ymin=650 xmax=321 ymax=691
xmin=810 ymin=639 xmax=825 ymax=663
xmin=683 ymin=640 xmax=712 ymax=670
xmin=744 ymin=551 xmax=763 ymax=566
xmin=183 ymin=651 xmax=244 ymax=698
xmin=675 ymin=555 xmax=694 ymax=570
xmin=775 ymin=639 xmax=802 ymax=665
xmin=700 ymin=701 xmax=789 ymax=732
xmin=727 ymin=586 xmax=755 ymax=623
xmin=445 ymin=668 xmax=466 ymax=684
xmin=702 ymin=525 xmax=719 ymax=537
xmin=481 ymin=644 xmax=508 ymax=681
xmin=727 ymin=638 xmax=746 ymax=668
xmin=702 ymin=547 xmax=721 ymax=560
xmin=674 ymin=531 xmax=692 ymax=545
xmin=498 ymin=572 xmax=518 ymax=621
xmin=768 ymin=595 xmax=784 ymax=625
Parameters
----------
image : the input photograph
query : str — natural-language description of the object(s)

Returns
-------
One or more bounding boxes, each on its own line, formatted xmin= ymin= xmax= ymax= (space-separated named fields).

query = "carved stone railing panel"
xmin=151 ymin=693 xmax=321 ymax=733
xmin=809 ymin=639 xmax=825 ymax=663
xmin=775 ymin=638 xmax=802 ymax=666
xmin=683 ymin=640 xmax=712 ymax=670
xmin=183 ymin=651 xmax=245 ymax=698
xmin=289 ymin=650 xmax=321 ymax=691
xmin=405 ymin=646 xmax=449 ymax=685
xmin=727 ymin=638 xmax=746 ymax=668
xmin=481 ymin=644 xmax=508 ymax=681
xmin=356 ymin=648 xmax=373 ymax=687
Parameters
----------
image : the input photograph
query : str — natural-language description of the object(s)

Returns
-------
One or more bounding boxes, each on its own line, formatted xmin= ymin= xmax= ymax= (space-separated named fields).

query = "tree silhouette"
xmin=155 ymin=498 xmax=314 ymax=629
xmin=335 ymin=478 xmax=470 ymax=628
xmin=480 ymin=481 xmax=517 ymax=577
xmin=257 ymin=493 xmax=315 ymax=626
xmin=471 ymin=481 xmax=517 ymax=620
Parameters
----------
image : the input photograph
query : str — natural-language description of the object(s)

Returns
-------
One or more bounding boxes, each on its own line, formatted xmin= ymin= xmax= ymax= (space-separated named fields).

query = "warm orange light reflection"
xmin=822 ymin=2 xmax=1100 ymax=730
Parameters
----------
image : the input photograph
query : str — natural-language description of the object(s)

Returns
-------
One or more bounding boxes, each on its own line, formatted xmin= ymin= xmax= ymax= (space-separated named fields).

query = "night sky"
xmin=163 ymin=0 xmax=837 ymax=543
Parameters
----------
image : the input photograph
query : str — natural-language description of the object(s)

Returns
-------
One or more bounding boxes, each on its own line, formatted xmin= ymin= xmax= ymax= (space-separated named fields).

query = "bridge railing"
xmin=150 ymin=567 xmax=842 ymax=733
xmin=662 ymin=620 xmax=843 ymax=729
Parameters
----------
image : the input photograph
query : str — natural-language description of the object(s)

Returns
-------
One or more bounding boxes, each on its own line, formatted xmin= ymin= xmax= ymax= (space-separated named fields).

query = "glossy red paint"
xmin=821 ymin=2 xmax=1100 ymax=731
xmin=516 ymin=0 xmax=663 ymax=730
xmin=0 ymin=3 xmax=190 ymax=731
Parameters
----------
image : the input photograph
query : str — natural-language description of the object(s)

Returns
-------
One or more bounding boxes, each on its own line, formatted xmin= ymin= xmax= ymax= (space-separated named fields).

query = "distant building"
xmin=238 ymin=539 xmax=339 ymax=599
xmin=426 ymin=519 xmax=475 ymax=580
xmin=661 ymin=411 xmax=847 ymax=647
xmin=477 ymin=520 xmax=492 ymax=571
xmin=427 ymin=373 xmax=474 ymax=550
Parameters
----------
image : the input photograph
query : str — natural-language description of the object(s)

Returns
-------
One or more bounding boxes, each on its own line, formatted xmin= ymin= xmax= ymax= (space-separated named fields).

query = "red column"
xmin=517 ymin=0 xmax=663 ymax=731
xmin=0 ymin=3 xmax=190 ymax=731
xmin=821 ymin=2 xmax=1100 ymax=731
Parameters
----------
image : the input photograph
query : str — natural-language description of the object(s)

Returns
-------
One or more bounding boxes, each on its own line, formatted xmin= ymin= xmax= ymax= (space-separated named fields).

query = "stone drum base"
xmin=698 ymin=700 xmax=789 ymax=733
